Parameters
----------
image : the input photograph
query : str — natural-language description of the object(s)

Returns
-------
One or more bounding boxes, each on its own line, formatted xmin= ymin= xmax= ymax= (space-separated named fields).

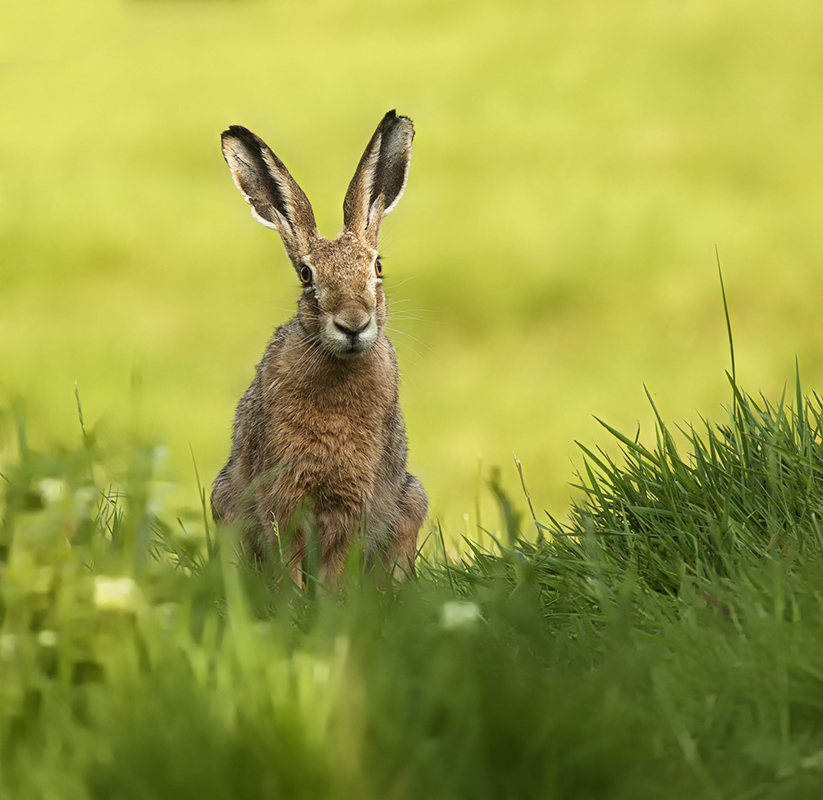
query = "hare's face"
xmin=297 ymin=234 xmax=387 ymax=358
xmin=221 ymin=111 xmax=413 ymax=359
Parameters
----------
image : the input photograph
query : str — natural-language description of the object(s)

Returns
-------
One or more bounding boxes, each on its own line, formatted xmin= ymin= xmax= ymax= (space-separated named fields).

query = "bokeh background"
xmin=2 ymin=0 xmax=823 ymax=536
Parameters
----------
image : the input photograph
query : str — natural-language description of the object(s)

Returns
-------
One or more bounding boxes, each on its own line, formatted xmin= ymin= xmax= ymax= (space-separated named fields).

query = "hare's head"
xmin=221 ymin=111 xmax=414 ymax=359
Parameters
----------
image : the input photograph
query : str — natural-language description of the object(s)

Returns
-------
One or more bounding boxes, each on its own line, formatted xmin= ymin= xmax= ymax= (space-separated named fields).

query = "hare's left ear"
xmin=221 ymin=125 xmax=318 ymax=260
xmin=343 ymin=110 xmax=414 ymax=248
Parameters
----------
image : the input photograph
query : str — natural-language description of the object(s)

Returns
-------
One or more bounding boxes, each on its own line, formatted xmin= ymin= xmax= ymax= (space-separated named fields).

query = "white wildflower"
xmin=39 ymin=478 xmax=66 ymax=504
xmin=74 ymin=486 xmax=98 ymax=518
xmin=37 ymin=630 xmax=59 ymax=647
xmin=94 ymin=576 xmax=139 ymax=611
xmin=440 ymin=601 xmax=483 ymax=630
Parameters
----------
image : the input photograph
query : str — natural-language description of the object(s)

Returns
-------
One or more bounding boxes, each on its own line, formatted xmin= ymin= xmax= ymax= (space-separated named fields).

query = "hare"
xmin=211 ymin=110 xmax=427 ymax=584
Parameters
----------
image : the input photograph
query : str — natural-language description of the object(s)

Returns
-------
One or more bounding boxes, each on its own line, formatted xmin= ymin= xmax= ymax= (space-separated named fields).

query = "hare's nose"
xmin=334 ymin=312 xmax=371 ymax=338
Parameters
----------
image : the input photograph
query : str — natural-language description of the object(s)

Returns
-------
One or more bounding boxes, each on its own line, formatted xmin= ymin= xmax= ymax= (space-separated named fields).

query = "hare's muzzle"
xmin=325 ymin=308 xmax=377 ymax=357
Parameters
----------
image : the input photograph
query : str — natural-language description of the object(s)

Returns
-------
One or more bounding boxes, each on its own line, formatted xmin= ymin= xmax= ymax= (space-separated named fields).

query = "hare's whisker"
xmin=386 ymin=274 xmax=420 ymax=290
xmin=383 ymin=328 xmax=432 ymax=354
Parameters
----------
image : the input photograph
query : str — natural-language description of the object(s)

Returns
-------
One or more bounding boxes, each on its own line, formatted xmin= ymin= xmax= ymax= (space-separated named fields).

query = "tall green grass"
xmin=4 ymin=370 xmax=823 ymax=797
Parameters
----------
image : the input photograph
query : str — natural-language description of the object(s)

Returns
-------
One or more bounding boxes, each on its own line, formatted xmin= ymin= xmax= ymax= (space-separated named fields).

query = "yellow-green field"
xmin=3 ymin=0 xmax=823 ymax=534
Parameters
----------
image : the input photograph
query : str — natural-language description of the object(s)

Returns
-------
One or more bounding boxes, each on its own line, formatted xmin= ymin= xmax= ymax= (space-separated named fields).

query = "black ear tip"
xmin=222 ymin=126 xmax=265 ymax=155
xmin=381 ymin=109 xmax=414 ymax=132
xmin=222 ymin=125 xmax=249 ymax=139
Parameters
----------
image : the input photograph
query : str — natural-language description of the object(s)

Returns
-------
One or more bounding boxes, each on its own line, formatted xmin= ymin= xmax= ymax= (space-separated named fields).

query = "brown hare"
xmin=211 ymin=110 xmax=427 ymax=584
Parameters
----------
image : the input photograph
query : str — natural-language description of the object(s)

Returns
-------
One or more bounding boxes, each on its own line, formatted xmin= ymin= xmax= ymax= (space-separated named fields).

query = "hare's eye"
xmin=299 ymin=265 xmax=312 ymax=285
xmin=374 ymin=258 xmax=383 ymax=278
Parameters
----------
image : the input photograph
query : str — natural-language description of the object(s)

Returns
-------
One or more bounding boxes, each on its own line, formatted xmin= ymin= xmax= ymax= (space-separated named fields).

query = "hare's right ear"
xmin=221 ymin=125 xmax=317 ymax=258
xmin=343 ymin=110 xmax=414 ymax=248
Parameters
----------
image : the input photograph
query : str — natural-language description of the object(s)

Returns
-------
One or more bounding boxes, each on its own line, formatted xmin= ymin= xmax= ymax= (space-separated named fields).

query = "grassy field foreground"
xmin=4 ymin=371 xmax=823 ymax=798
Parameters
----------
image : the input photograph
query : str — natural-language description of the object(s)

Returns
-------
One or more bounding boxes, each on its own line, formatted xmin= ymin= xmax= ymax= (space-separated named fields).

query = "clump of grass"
xmin=571 ymin=373 xmax=823 ymax=587
xmin=442 ymin=369 xmax=823 ymax=627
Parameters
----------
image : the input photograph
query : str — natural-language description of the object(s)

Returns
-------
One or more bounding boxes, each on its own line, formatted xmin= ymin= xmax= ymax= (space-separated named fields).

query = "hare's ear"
xmin=221 ymin=125 xmax=317 ymax=258
xmin=343 ymin=110 xmax=414 ymax=248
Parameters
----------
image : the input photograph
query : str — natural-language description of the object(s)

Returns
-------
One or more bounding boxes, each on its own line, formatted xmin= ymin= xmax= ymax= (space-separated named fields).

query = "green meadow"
xmin=4 ymin=1 xmax=823 ymax=795
xmin=3 ymin=0 xmax=823 ymax=528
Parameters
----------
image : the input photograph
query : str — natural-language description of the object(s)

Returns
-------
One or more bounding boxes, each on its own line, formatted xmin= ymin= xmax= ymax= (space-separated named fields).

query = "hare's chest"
xmin=266 ymin=360 xmax=393 ymax=492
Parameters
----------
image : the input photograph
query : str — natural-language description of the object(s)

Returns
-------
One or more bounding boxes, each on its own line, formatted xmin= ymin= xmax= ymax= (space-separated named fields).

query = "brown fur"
xmin=212 ymin=112 xmax=427 ymax=583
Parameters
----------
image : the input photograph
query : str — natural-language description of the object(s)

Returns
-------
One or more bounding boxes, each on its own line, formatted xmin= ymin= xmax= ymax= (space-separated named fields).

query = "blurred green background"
xmin=2 ymin=0 xmax=822 ymax=534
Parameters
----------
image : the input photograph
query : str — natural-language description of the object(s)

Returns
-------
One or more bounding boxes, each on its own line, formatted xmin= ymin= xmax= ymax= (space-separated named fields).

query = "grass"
xmin=4 ymin=4 xmax=823 ymax=791
xmin=5 ymin=367 xmax=823 ymax=797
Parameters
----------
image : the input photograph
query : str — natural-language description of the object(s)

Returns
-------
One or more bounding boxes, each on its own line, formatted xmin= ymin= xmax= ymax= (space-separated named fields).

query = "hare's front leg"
xmin=210 ymin=466 xmax=231 ymax=525
xmin=212 ymin=463 xmax=265 ymax=559
xmin=380 ymin=474 xmax=428 ymax=581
